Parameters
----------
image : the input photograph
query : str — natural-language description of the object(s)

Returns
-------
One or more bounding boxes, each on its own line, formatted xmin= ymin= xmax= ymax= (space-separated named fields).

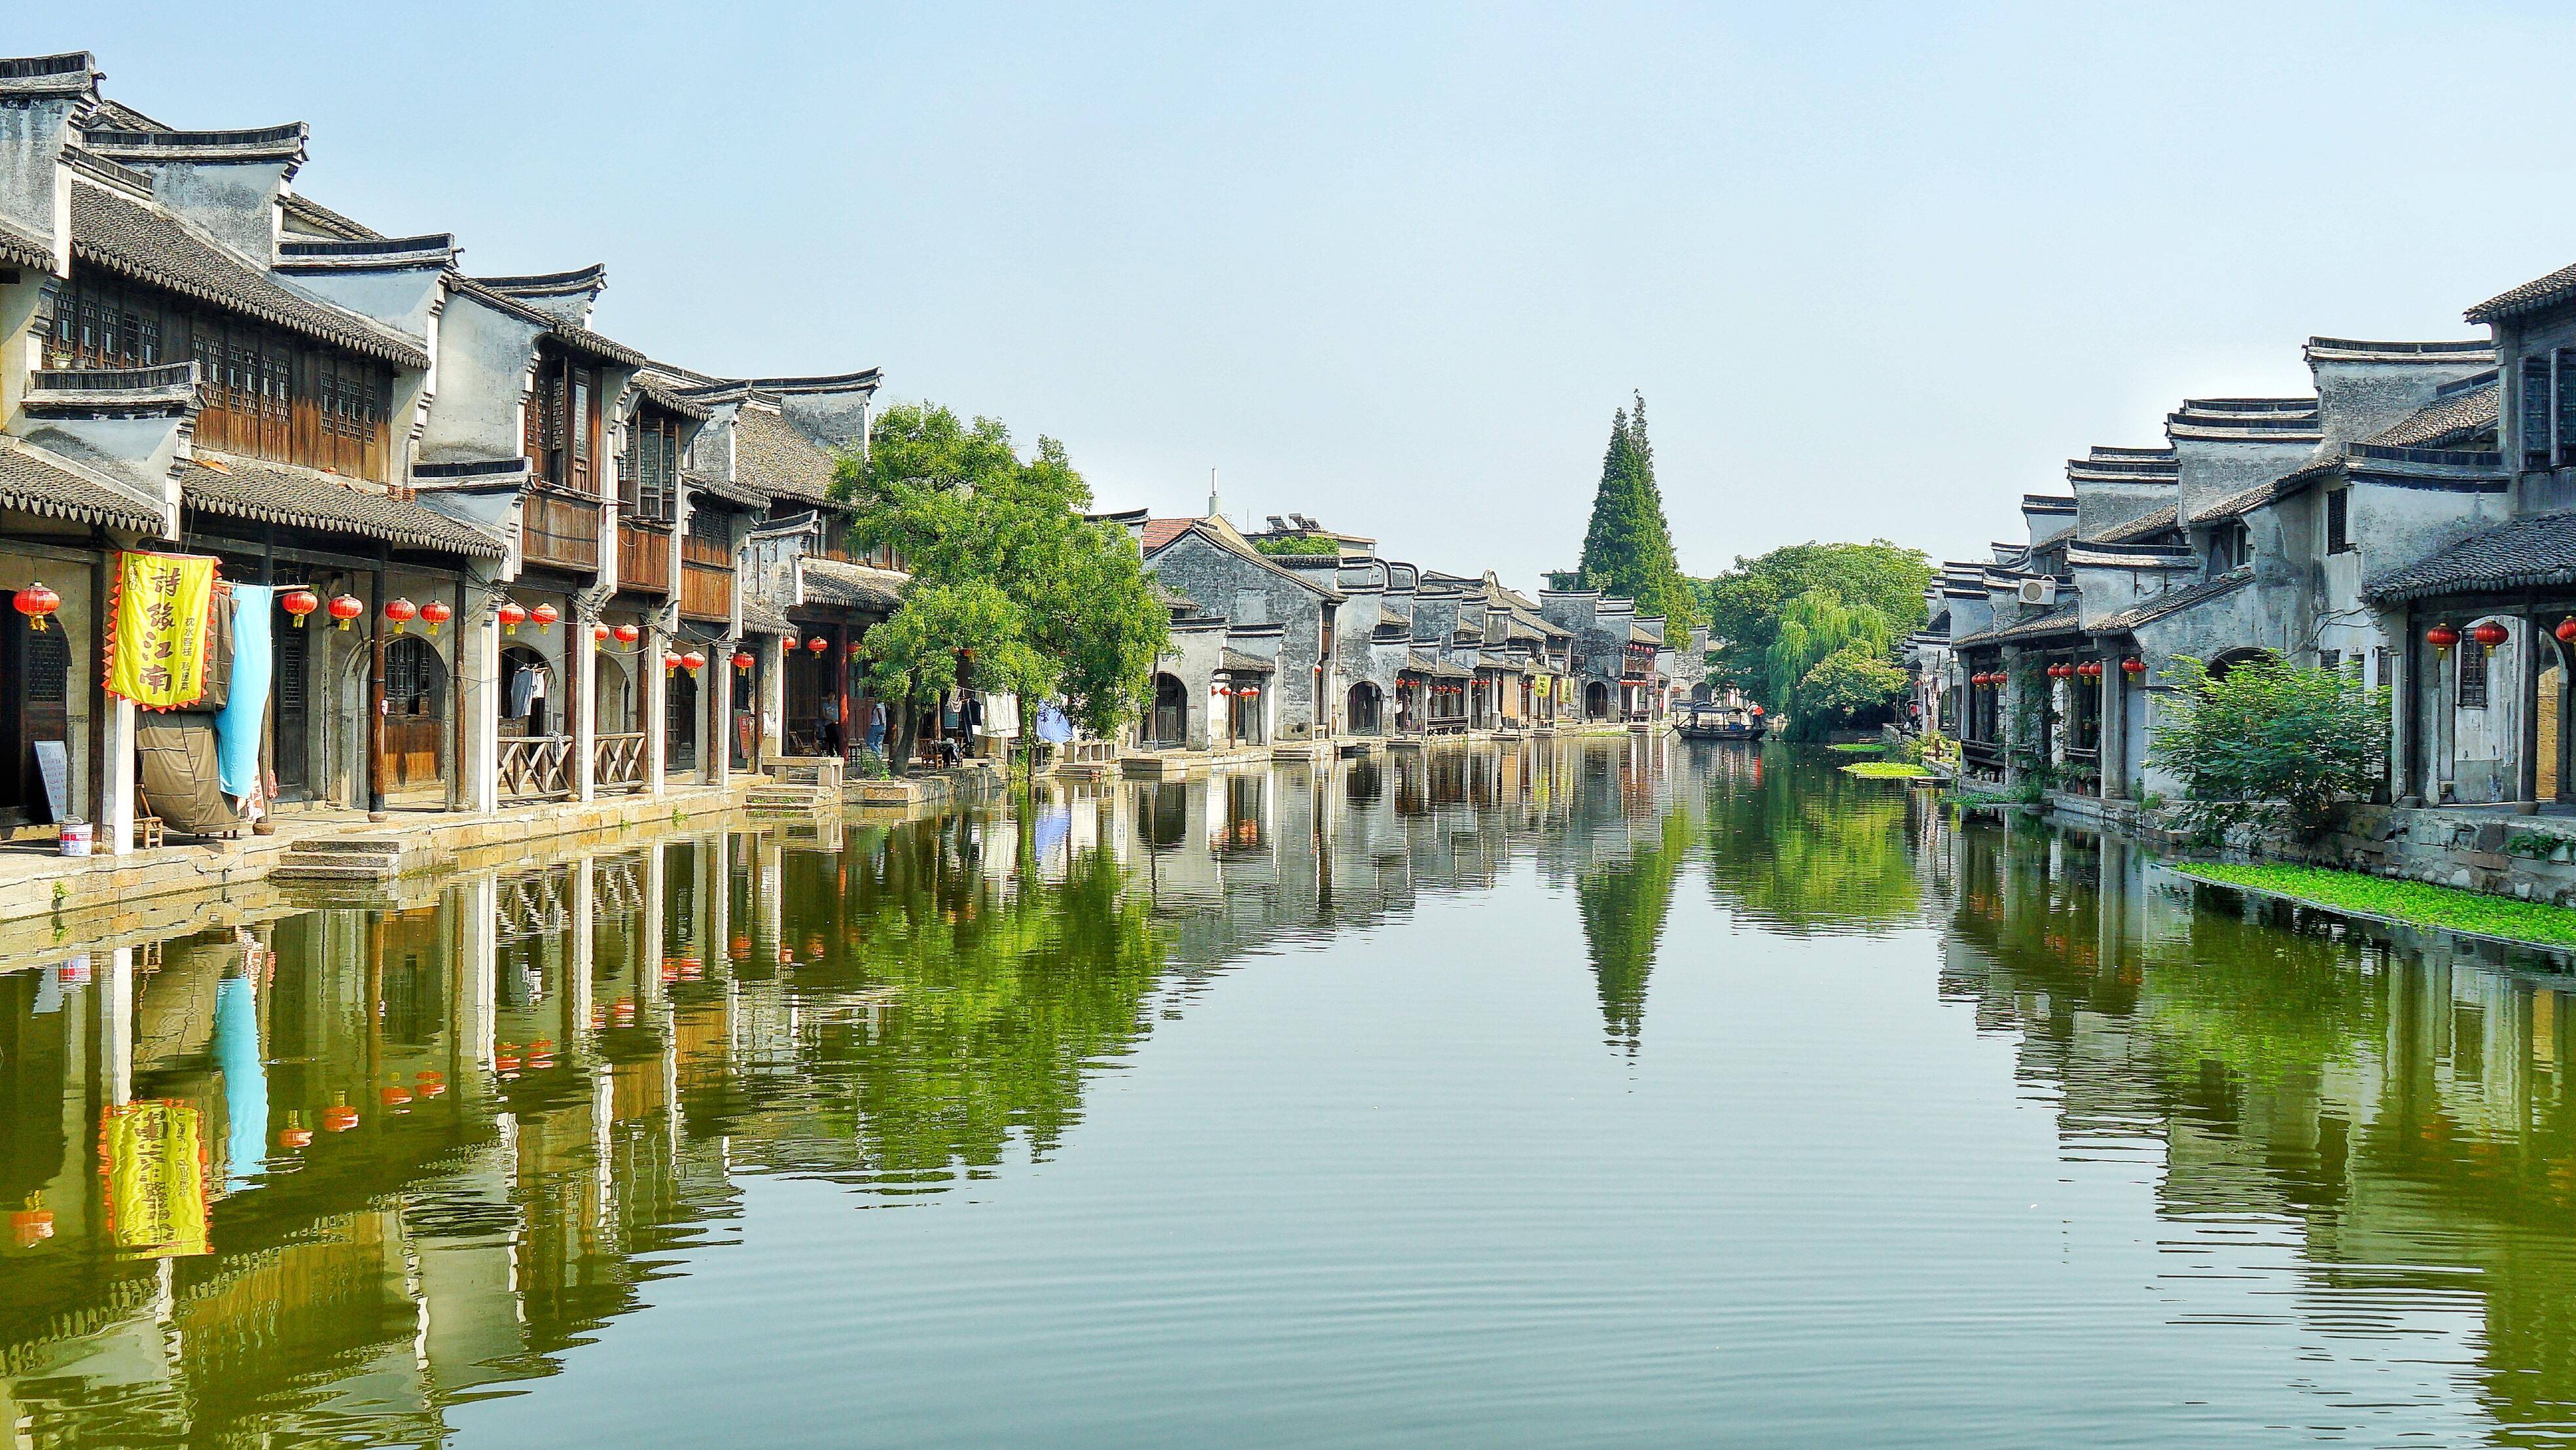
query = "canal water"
xmin=5 ymin=739 xmax=2576 ymax=1446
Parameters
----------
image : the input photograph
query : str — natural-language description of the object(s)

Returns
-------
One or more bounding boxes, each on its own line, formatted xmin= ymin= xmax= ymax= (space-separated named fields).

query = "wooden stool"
xmin=135 ymin=816 xmax=165 ymax=850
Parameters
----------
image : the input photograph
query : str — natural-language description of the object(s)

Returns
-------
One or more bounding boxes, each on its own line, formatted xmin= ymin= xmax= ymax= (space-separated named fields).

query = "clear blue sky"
xmin=26 ymin=3 xmax=2573 ymax=590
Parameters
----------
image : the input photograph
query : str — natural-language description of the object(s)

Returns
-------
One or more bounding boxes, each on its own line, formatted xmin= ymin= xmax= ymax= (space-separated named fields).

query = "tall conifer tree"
xmin=1576 ymin=392 xmax=1699 ymax=629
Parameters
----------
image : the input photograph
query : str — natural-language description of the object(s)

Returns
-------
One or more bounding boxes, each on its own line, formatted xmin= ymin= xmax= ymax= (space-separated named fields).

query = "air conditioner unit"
xmin=2017 ymin=578 xmax=2058 ymax=607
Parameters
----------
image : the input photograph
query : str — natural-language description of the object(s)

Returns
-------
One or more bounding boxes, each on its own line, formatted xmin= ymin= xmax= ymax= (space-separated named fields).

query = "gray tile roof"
xmin=0 ymin=216 xmax=48 ymax=271
xmin=2364 ymin=511 xmax=2576 ymax=603
xmin=0 ymin=436 xmax=163 ymax=531
xmin=2087 ymin=567 xmax=2253 ymax=634
xmin=800 ymin=557 xmax=904 ymax=613
xmin=278 ymin=192 xmax=382 ymax=241
xmin=1219 ymin=648 xmax=1274 ymax=674
xmin=740 ymin=597 xmax=793 ymax=636
xmin=1952 ymin=601 xmax=2083 ymax=648
xmin=2191 ymin=476 xmax=2289 ymax=523
xmin=2365 ymin=380 xmax=2499 ymax=448
xmin=732 ymin=406 xmax=839 ymax=504
xmin=683 ymin=468 xmax=766 ymax=510
xmin=70 ymin=184 xmax=430 ymax=369
xmin=2090 ymin=504 xmax=2179 ymax=544
xmin=2467 ymin=262 xmax=2576 ymax=324
xmin=178 ymin=452 xmax=505 ymax=557
xmin=634 ymin=377 xmax=711 ymax=422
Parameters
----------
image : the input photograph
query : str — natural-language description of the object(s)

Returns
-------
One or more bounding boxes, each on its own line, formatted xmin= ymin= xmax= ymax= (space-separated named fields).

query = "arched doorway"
xmin=1584 ymin=681 xmax=1609 ymax=720
xmin=1148 ymin=673 xmax=1187 ymax=747
xmin=500 ymin=643 xmax=555 ymax=737
xmin=594 ymin=651 xmax=634 ymax=734
xmin=1347 ymin=681 xmax=1382 ymax=734
xmin=1690 ymin=681 xmax=1713 ymax=704
xmin=2206 ymin=647 xmax=2277 ymax=681
xmin=382 ymin=635 xmax=446 ymax=795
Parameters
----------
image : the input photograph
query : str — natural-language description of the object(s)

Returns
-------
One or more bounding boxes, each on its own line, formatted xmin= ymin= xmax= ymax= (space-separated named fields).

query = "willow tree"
xmin=1577 ymin=393 xmax=1700 ymax=630
xmin=1764 ymin=589 xmax=1899 ymax=739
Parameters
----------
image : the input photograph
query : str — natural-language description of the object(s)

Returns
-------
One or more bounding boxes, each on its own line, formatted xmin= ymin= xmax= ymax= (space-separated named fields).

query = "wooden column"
xmin=367 ymin=565 xmax=387 ymax=820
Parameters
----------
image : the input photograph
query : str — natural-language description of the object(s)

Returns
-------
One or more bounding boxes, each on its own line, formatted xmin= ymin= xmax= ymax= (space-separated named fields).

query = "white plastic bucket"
xmin=58 ymin=821 xmax=92 ymax=857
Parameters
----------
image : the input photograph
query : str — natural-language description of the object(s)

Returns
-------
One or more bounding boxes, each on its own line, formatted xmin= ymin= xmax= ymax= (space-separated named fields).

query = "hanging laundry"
xmin=215 ymin=584 xmax=271 ymax=798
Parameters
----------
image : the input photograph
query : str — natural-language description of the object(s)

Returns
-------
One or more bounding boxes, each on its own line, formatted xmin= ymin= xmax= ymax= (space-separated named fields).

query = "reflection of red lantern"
xmin=2472 ymin=620 xmax=2509 ymax=654
xmin=12 ymin=1193 xmax=54 ymax=1246
xmin=281 ymin=589 xmax=319 ymax=627
xmin=415 ymin=1070 xmax=446 ymax=1099
xmin=681 ymin=650 xmax=706 ymax=673
xmin=731 ymin=650 xmax=756 ymax=671
xmin=380 ymin=1084 xmax=412 ymax=1110
xmin=12 ymin=583 xmax=60 ymax=632
xmin=328 ymin=593 xmax=365 ymax=629
xmin=420 ymin=599 xmax=452 ymax=634
xmin=2425 ymin=622 xmax=2459 ymax=654
xmin=729 ymin=935 xmax=750 ymax=960
xmin=278 ymin=1111 xmax=313 ymax=1150
xmin=496 ymin=600 xmax=528 ymax=633
xmin=323 ymin=1098 xmax=359 ymax=1133
xmin=2122 ymin=656 xmax=2147 ymax=677
xmin=384 ymin=597 xmax=417 ymax=630
xmin=530 ymin=602 xmax=560 ymax=629
xmin=615 ymin=622 xmax=642 ymax=646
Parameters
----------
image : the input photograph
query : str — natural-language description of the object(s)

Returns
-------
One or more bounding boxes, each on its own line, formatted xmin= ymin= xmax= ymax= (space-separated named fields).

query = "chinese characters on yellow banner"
xmin=106 ymin=551 xmax=218 ymax=710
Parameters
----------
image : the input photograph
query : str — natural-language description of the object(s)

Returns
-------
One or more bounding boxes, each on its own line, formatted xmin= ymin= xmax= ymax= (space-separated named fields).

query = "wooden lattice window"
xmin=2460 ymin=637 xmax=2489 ymax=708
xmin=2325 ymin=488 xmax=2351 ymax=554
xmin=2526 ymin=357 xmax=2552 ymax=464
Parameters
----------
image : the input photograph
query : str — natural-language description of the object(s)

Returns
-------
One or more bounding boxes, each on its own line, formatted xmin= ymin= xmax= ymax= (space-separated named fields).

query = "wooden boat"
xmin=1676 ymin=703 xmax=1767 ymax=742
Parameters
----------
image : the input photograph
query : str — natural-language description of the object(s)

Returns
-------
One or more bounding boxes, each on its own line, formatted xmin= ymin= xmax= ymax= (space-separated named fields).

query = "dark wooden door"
xmin=667 ymin=669 xmax=698 ymax=771
xmin=1 ymin=616 xmax=69 ymax=820
xmin=380 ymin=637 xmax=444 ymax=792
xmin=274 ymin=624 xmax=310 ymax=794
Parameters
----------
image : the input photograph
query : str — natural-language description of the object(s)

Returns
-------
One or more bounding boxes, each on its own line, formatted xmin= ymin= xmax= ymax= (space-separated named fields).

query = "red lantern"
xmin=419 ymin=599 xmax=452 ymax=634
xmin=808 ymin=636 xmax=829 ymax=655
xmin=327 ymin=593 xmax=364 ymax=630
xmin=383 ymin=597 xmax=418 ymax=630
xmin=495 ymin=600 xmax=528 ymax=633
xmin=783 ymin=635 xmax=801 ymax=652
xmin=2472 ymin=620 xmax=2510 ymax=654
xmin=1243 ymin=686 xmax=1261 ymax=698
xmin=2121 ymin=656 xmax=2146 ymax=677
xmin=614 ymin=622 xmax=642 ymax=646
xmin=681 ymin=650 xmax=707 ymax=673
xmin=731 ymin=650 xmax=755 ymax=671
xmin=847 ymin=640 xmax=864 ymax=658
xmin=2425 ymin=622 xmax=2459 ymax=654
xmin=2079 ymin=660 xmax=2100 ymax=680
xmin=2557 ymin=617 xmax=2576 ymax=645
xmin=281 ymin=588 xmax=319 ymax=628
xmin=593 ymin=622 xmax=612 ymax=644
xmin=12 ymin=582 xmax=60 ymax=632
xmin=529 ymin=602 xmax=560 ymax=629
xmin=664 ymin=651 xmax=683 ymax=673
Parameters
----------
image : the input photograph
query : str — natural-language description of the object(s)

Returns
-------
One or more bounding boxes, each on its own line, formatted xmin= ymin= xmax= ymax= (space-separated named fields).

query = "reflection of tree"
xmin=1577 ymin=809 xmax=1690 ymax=1052
xmin=1704 ymin=749 xmax=1920 ymax=934
xmin=743 ymin=826 xmax=1170 ymax=1192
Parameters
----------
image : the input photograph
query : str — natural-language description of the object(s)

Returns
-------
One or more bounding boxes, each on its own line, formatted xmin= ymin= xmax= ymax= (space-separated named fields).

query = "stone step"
xmin=292 ymin=835 xmax=409 ymax=855
xmin=272 ymin=860 xmax=399 ymax=883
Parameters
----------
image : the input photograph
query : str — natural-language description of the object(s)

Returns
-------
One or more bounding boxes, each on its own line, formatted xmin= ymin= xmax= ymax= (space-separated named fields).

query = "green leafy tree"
xmin=861 ymin=582 xmax=1052 ymax=768
xmin=1703 ymin=541 xmax=1931 ymax=700
xmin=836 ymin=404 xmax=1167 ymax=772
xmin=1577 ymin=393 xmax=1700 ymax=631
xmin=1764 ymin=590 xmax=1900 ymax=739
xmin=1251 ymin=535 xmax=1340 ymax=556
xmin=2148 ymin=655 xmax=2390 ymax=840
xmin=1798 ymin=646 xmax=1910 ymax=732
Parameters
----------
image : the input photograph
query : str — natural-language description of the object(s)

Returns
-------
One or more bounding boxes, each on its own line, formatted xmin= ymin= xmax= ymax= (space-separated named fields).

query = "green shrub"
xmin=2149 ymin=655 xmax=2388 ymax=842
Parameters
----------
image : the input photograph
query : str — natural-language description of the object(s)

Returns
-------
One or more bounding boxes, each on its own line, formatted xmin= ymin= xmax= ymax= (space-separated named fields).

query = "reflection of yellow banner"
xmin=107 ymin=551 xmax=217 ymax=710
xmin=101 ymin=1101 xmax=209 ymax=1258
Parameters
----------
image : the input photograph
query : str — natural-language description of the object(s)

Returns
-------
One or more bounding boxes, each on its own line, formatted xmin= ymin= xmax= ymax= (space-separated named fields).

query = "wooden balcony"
xmin=522 ymin=490 xmax=601 ymax=574
xmin=680 ymin=561 xmax=733 ymax=624
xmin=499 ymin=734 xmax=573 ymax=801
xmin=618 ymin=520 xmax=672 ymax=593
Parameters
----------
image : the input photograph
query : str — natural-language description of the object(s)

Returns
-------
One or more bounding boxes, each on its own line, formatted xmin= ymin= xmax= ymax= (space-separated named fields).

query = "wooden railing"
xmin=522 ymin=490 xmax=601 ymax=573
xmin=618 ymin=521 xmax=672 ymax=593
xmin=1960 ymin=738 xmax=2004 ymax=769
xmin=499 ymin=735 xmax=573 ymax=800
xmin=680 ymin=561 xmax=732 ymax=623
xmin=594 ymin=732 xmax=648 ymax=791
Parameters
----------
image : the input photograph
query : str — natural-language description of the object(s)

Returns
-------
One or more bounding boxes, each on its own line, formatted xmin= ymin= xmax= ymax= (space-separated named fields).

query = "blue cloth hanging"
xmin=216 ymin=585 xmax=274 ymax=798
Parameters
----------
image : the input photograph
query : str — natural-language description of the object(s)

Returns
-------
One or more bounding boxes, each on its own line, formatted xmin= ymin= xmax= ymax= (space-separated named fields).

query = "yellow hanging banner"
xmin=106 ymin=551 xmax=219 ymax=710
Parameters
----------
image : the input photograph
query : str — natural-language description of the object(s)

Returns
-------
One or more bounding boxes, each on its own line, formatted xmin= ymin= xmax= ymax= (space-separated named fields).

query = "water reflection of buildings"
xmin=1939 ymin=819 xmax=2576 ymax=1438
xmin=0 ymin=735 xmax=1718 ymax=1442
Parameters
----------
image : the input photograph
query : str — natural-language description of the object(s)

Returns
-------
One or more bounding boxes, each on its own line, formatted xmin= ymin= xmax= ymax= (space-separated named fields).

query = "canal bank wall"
xmin=2041 ymin=787 xmax=2576 ymax=909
